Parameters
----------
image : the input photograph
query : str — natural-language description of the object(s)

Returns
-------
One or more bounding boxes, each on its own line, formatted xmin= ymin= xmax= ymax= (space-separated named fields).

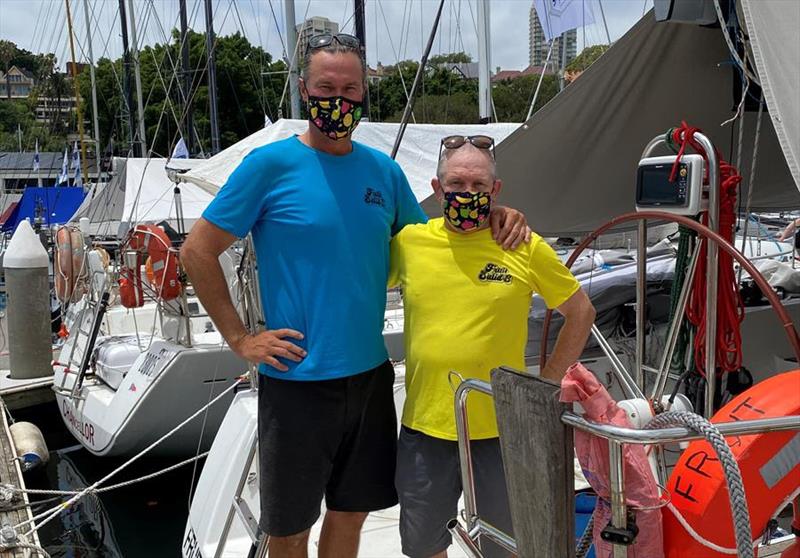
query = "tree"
xmin=493 ymin=74 xmax=558 ymax=122
xmin=76 ymin=29 xmax=285 ymax=156
xmin=0 ymin=40 xmax=15 ymax=100
xmin=566 ymin=45 xmax=609 ymax=72
xmin=10 ymin=47 xmax=46 ymax=78
xmin=369 ymin=55 xmax=479 ymax=124
xmin=429 ymin=52 xmax=473 ymax=65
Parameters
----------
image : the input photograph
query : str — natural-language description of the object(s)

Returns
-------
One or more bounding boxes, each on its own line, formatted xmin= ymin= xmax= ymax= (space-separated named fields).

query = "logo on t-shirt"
xmin=364 ymin=188 xmax=385 ymax=207
xmin=478 ymin=263 xmax=513 ymax=284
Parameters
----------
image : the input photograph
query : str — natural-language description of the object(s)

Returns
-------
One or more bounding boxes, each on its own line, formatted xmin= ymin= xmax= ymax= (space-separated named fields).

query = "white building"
xmin=296 ymin=16 xmax=340 ymax=62
xmin=529 ymin=6 xmax=577 ymax=72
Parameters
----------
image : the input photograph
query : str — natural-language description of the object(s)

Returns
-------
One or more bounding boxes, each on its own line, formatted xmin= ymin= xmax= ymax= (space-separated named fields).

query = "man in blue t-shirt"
xmin=182 ymin=34 xmax=529 ymax=558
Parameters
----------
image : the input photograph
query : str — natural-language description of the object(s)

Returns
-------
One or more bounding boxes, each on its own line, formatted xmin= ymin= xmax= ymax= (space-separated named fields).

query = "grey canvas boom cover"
xmin=421 ymin=10 xmax=800 ymax=236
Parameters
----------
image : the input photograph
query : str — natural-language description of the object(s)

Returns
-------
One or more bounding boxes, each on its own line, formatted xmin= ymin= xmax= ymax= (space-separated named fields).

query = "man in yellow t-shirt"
xmin=389 ymin=135 xmax=596 ymax=558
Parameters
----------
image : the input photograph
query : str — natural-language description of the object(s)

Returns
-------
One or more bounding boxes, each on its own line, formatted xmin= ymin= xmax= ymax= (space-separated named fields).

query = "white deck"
xmin=308 ymin=503 xmax=469 ymax=558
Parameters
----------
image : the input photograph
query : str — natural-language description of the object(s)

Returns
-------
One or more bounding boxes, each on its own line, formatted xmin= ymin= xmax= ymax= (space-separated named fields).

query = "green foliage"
xmin=2 ymin=32 xmax=561 ymax=155
xmin=76 ymin=29 xmax=284 ymax=156
xmin=566 ymin=44 xmax=609 ymax=72
xmin=369 ymin=57 xmax=559 ymax=124
xmin=428 ymin=52 xmax=473 ymax=65
xmin=493 ymin=74 xmax=558 ymax=122
xmin=3 ymin=33 xmax=286 ymax=156
xmin=0 ymin=98 xmax=66 ymax=151
xmin=369 ymin=57 xmax=479 ymax=123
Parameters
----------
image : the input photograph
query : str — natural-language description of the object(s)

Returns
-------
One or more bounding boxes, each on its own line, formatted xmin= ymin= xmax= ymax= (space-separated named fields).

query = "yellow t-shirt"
xmin=389 ymin=218 xmax=580 ymax=440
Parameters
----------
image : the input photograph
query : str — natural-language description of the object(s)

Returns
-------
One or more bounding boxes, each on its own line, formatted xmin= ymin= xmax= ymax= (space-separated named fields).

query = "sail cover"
xmin=739 ymin=0 xmax=800 ymax=192
xmin=178 ymin=119 xmax=520 ymax=202
xmin=421 ymin=11 xmax=799 ymax=236
xmin=70 ymin=157 xmax=212 ymax=237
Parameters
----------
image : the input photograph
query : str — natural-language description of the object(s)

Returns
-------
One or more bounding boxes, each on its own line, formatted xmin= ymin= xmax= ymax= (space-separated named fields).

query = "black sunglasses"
xmin=439 ymin=135 xmax=496 ymax=158
xmin=307 ymin=33 xmax=361 ymax=53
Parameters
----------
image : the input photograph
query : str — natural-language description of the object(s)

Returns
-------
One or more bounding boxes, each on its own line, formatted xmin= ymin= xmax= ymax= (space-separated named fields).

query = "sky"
xmin=0 ymin=0 xmax=653 ymax=73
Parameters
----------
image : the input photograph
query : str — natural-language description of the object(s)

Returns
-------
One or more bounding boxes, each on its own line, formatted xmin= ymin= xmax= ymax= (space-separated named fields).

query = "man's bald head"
xmin=432 ymin=143 xmax=502 ymax=204
xmin=436 ymin=143 xmax=497 ymax=184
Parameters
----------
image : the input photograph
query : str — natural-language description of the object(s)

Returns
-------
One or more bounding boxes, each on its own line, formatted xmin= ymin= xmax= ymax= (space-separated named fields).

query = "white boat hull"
xmin=182 ymin=364 xmax=442 ymax=558
xmin=55 ymin=336 xmax=247 ymax=457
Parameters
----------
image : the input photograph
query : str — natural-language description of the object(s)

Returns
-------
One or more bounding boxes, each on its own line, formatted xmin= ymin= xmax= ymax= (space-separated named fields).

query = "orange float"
xmin=781 ymin=498 xmax=799 ymax=557
xmin=54 ymin=227 xmax=73 ymax=303
xmin=70 ymin=228 xmax=87 ymax=300
xmin=119 ymin=224 xmax=181 ymax=308
xmin=663 ymin=369 xmax=800 ymax=556
xmin=54 ymin=226 xmax=87 ymax=302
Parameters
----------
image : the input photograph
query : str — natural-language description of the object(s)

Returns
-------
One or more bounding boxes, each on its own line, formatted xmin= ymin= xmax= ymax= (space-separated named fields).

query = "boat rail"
xmin=450 ymin=378 xmax=800 ymax=558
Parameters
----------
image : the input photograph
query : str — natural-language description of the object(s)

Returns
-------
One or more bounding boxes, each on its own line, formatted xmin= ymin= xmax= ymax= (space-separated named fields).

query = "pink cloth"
xmin=561 ymin=363 xmax=664 ymax=557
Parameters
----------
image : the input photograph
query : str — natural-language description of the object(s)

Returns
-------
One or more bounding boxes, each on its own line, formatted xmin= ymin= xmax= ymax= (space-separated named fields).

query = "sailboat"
xmin=50 ymin=155 xmax=252 ymax=457
xmin=50 ymin=0 xmax=244 ymax=457
xmin=181 ymin=2 xmax=800 ymax=557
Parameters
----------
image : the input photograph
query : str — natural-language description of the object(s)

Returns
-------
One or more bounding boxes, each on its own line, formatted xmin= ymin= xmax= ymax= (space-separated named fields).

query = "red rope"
xmin=671 ymin=122 xmax=745 ymax=377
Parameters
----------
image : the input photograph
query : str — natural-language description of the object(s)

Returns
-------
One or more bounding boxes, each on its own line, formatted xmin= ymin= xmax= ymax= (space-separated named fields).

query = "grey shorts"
xmin=396 ymin=426 xmax=513 ymax=558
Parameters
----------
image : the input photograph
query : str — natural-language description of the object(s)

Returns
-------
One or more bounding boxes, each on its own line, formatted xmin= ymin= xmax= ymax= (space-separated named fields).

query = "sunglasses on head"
xmin=307 ymin=33 xmax=361 ymax=53
xmin=439 ymin=135 xmax=496 ymax=158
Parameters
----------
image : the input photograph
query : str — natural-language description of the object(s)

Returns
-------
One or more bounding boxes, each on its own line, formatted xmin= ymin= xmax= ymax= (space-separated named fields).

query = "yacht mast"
xmin=354 ymin=0 xmax=369 ymax=120
xmin=284 ymin=0 xmax=301 ymax=119
xmin=127 ymin=0 xmax=148 ymax=156
xmin=476 ymin=0 xmax=492 ymax=122
xmin=82 ymin=0 xmax=102 ymax=176
xmin=64 ymin=0 xmax=90 ymax=185
xmin=390 ymin=0 xmax=446 ymax=158
xmin=204 ymin=0 xmax=221 ymax=153
xmin=179 ymin=0 xmax=194 ymax=155
xmin=118 ymin=0 xmax=135 ymax=155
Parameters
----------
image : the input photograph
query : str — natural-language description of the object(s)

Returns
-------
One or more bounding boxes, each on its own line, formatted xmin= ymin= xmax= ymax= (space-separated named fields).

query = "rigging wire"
xmin=377 ymin=0 xmax=415 ymax=123
xmin=146 ymin=0 xmax=206 ymax=150
xmin=246 ymin=0 xmax=275 ymax=121
xmin=267 ymin=0 xmax=288 ymax=64
xmin=231 ymin=0 xmax=269 ymax=118
xmin=124 ymin=0 xmax=240 ymax=229
xmin=29 ymin=1 xmax=48 ymax=53
xmin=276 ymin=0 xmax=312 ymax=117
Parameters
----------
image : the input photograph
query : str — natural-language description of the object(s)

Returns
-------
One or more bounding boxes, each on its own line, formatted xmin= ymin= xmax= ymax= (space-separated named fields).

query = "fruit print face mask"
xmin=442 ymin=191 xmax=492 ymax=232
xmin=307 ymin=95 xmax=363 ymax=140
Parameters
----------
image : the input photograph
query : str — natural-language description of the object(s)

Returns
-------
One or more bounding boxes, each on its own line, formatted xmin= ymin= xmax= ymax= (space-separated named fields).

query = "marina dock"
xmin=0 ymin=316 xmax=56 ymax=411
xmin=0 ymin=397 xmax=40 ymax=557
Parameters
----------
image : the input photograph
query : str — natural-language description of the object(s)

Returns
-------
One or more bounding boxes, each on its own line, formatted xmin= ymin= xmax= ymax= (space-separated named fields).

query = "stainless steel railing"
xmin=449 ymin=377 xmax=800 ymax=558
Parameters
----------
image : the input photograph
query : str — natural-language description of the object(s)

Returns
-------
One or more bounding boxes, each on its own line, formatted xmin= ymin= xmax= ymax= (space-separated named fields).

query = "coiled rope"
xmin=645 ymin=411 xmax=754 ymax=558
xmin=668 ymin=123 xmax=745 ymax=377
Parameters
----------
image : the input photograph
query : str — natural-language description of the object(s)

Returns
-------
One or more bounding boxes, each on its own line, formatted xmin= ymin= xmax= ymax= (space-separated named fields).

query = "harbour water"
xmin=14 ymin=402 xmax=199 ymax=558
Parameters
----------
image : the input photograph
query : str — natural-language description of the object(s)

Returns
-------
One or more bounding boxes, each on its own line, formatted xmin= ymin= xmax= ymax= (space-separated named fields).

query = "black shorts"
xmin=257 ymin=360 xmax=398 ymax=537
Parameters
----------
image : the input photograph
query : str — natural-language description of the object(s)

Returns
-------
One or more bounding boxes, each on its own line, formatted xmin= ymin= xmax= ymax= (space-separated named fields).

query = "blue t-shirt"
xmin=202 ymin=136 xmax=427 ymax=380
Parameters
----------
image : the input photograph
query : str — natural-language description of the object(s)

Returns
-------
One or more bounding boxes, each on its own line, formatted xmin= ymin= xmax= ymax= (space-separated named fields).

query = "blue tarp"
xmin=1 ymin=187 xmax=86 ymax=233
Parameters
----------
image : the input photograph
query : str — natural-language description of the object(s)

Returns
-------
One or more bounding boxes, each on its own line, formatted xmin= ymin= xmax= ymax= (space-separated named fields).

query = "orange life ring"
xmin=55 ymin=226 xmax=88 ymax=303
xmin=119 ymin=224 xmax=181 ymax=308
xmin=663 ymin=369 xmax=800 ymax=556
xmin=145 ymin=256 xmax=155 ymax=287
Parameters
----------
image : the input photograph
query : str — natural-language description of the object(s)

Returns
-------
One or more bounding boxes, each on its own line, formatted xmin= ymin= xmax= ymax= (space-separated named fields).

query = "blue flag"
xmin=57 ymin=148 xmax=69 ymax=186
xmin=72 ymin=142 xmax=83 ymax=187
xmin=33 ymin=139 xmax=40 ymax=172
xmin=74 ymin=157 xmax=83 ymax=188
xmin=70 ymin=142 xmax=79 ymax=170
xmin=171 ymin=137 xmax=190 ymax=159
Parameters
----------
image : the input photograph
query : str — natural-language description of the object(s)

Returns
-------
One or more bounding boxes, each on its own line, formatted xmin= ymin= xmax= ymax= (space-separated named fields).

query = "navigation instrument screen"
xmin=637 ymin=165 xmax=684 ymax=205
